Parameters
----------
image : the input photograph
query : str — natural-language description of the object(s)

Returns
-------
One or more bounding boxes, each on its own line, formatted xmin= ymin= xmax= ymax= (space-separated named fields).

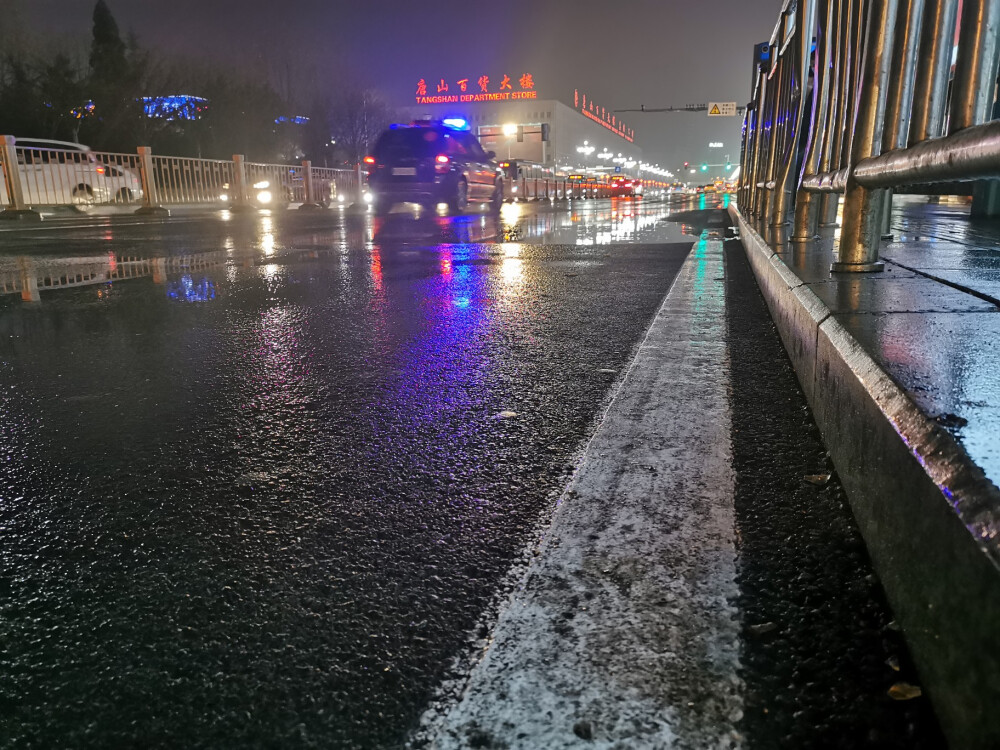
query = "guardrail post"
xmin=794 ymin=0 xmax=834 ymax=239
xmin=356 ymin=162 xmax=365 ymax=208
xmin=229 ymin=154 xmax=253 ymax=211
xmin=229 ymin=154 xmax=254 ymax=213
xmin=834 ymin=0 xmax=900 ymax=272
xmin=772 ymin=0 xmax=818 ymax=227
xmin=878 ymin=0 xmax=926 ymax=237
xmin=298 ymin=160 xmax=323 ymax=210
xmin=0 ymin=136 xmax=40 ymax=221
xmin=771 ymin=0 xmax=819 ymax=227
xmin=134 ymin=146 xmax=169 ymax=217
xmin=820 ymin=0 xmax=863 ymax=227
xmin=949 ymin=0 xmax=1000 ymax=134
xmin=816 ymin=0 xmax=848 ymax=226
xmin=908 ymin=0 xmax=959 ymax=144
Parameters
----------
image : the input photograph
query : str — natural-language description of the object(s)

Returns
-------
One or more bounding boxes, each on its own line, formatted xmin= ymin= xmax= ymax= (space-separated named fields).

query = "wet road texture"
xmin=0 ymin=198 xmax=943 ymax=748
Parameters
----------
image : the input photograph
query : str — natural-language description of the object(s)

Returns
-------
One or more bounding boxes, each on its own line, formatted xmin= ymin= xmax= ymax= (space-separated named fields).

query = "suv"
xmin=366 ymin=120 xmax=502 ymax=214
xmin=0 ymin=138 xmax=143 ymax=206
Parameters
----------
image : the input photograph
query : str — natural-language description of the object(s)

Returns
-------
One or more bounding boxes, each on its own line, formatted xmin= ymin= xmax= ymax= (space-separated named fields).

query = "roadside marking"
xmin=427 ymin=237 xmax=741 ymax=749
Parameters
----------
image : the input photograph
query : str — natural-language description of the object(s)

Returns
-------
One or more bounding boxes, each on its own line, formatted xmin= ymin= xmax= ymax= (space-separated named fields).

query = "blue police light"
xmin=442 ymin=117 xmax=469 ymax=130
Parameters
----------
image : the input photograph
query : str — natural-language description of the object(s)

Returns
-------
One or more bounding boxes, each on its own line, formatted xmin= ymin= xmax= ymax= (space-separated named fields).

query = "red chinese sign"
xmin=415 ymin=73 xmax=539 ymax=104
xmin=574 ymin=89 xmax=634 ymax=143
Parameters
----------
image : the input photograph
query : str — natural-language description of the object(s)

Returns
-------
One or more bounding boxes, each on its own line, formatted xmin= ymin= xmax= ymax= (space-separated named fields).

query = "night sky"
xmin=7 ymin=0 xmax=779 ymax=171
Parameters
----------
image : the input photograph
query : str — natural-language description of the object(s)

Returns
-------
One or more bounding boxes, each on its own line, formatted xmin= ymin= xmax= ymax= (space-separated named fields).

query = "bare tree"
xmin=327 ymin=87 xmax=398 ymax=165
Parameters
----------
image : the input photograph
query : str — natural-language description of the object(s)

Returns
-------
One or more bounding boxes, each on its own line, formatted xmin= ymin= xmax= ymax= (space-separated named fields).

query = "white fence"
xmin=0 ymin=136 xmax=361 ymax=215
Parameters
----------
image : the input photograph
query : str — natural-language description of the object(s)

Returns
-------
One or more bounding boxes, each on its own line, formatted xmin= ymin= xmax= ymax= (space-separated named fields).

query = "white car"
xmin=0 ymin=138 xmax=143 ymax=207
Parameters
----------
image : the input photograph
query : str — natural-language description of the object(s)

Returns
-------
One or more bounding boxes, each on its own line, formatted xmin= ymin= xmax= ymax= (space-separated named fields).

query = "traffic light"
xmin=726 ymin=162 xmax=732 ymax=171
xmin=701 ymin=164 xmax=708 ymax=172
xmin=517 ymin=125 xmax=525 ymax=142
xmin=541 ymin=123 xmax=550 ymax=142
xmin=683 ymin=161 xmax=689 ymax=169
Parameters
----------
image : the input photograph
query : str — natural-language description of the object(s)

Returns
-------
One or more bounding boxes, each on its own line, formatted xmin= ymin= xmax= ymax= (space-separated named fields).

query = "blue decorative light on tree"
xmin=141 ymin=95 xmax=209 ymax=121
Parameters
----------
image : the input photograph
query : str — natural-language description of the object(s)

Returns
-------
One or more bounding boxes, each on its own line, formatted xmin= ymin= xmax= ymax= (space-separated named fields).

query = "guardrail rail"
xmin=0 ymin=137 xmax=361 ymax=218
xmin=739 ymin=0 xmax=1000 ymax=270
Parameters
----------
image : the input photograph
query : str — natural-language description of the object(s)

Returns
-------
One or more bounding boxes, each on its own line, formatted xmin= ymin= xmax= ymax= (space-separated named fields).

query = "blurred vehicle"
xmin=219 ymin=176 xmax=294 ymax=208
xmin=0 ymin=138 xmax=142 ymax=206
xmin=100 ymin=161 xmax=143 ymax=203
xmin=365 ymin=119 xmax=502 ymax=214
xmin=610 ymin=176 xmax=642 ymax=198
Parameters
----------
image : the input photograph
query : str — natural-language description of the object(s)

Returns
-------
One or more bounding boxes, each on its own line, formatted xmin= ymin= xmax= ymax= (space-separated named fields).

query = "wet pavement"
xmin=761 ymin=196 xmax=1000 ymax=487
xmin=0 ymin=196 xmax=945 ymax=748
xmin=0 ymin=198 xmax=693 ymax=748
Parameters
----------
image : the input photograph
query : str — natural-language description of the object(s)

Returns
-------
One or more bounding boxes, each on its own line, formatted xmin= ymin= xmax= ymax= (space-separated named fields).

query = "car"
xmin=219 ymin=177 xmax=295 ymax=208
xmin=609 ymin=176 xmax=642 ymax=198
xmin=365 ymin=119 xmax=502 ymax=214
xmin=0 ymin=138 xmax=142 ymax=206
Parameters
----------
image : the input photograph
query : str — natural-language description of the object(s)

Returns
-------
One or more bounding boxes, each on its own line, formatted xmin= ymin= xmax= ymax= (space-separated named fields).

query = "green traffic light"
xmin=726 ymin=162 xmax=732 ymax=171
xmin=700 ymin=164 xmax=708 ymax=172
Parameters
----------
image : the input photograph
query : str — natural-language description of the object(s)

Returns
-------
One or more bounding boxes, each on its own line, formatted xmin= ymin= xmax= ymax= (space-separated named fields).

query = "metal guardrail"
xmin=0 ymin=250 xmax=228 ymax=301
xmin=0 ymin=137 xmax=360 ymax=217
xmin=738 ymin=0 xmax=1000 ymax=271
xmin=0 ymin=137 xmax=676 ymax=216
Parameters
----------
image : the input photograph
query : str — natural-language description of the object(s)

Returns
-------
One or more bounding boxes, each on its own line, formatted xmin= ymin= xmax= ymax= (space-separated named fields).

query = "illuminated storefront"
xmin=402 ymin=74 xmax=642 ymax=174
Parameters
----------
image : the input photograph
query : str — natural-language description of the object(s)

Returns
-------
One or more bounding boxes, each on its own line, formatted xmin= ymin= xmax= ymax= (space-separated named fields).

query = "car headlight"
xmin=257 ymin=190 xmax=272 ymax=204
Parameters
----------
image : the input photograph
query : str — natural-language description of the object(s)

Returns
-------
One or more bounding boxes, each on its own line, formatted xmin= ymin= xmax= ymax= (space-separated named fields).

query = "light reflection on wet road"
xmin=0 ymin=197 xmax=697 ymax=748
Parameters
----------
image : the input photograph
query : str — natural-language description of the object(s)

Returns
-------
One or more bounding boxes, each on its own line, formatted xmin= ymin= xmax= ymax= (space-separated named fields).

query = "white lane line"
xmin=425 ymin=237 xmax=741 ymax=750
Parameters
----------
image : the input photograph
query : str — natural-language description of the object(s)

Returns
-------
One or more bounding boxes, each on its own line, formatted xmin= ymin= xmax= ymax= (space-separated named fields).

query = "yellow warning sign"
xmin=707 ymin=102 xmax=737 ymax=117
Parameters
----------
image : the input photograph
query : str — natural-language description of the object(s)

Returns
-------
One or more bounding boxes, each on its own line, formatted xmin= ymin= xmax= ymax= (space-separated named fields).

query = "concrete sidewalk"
xmin=732 ymin=197 xmax=1000 ymax=749
xmin=424 ymin=237 xmax=743 ymax=749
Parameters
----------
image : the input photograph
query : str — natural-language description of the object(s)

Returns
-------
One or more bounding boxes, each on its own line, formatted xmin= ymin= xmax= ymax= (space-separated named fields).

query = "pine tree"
xmin=89 ymin=0 xmax=126 ymax=83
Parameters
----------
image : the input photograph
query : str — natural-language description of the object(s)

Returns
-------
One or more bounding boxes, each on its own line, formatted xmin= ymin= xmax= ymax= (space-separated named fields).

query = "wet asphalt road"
xmin=0 ymin=196 xmax=945 ymax=748
xmin=0 ymin=198 xmax=693 ymax=748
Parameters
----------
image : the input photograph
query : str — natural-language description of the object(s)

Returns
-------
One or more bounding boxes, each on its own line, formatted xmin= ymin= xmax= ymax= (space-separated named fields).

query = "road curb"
xmin=730 ymin=204 xmax=1000 ymax=749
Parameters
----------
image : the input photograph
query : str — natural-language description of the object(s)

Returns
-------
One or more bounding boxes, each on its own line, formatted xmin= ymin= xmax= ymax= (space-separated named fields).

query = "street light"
xmin=502 ymin=123 xmax=518 ymax=159
xmin=576 ymin=140 xmax=596 ymax=171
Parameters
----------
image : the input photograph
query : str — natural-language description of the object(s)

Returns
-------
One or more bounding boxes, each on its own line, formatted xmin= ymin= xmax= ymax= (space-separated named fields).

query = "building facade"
xmin=402 ymin=77 xmax=642 ymax=175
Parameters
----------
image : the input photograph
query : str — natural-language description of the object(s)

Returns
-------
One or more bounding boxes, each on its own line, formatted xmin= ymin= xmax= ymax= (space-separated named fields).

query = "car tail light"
xmin=435 ymin=154 xmax=449 ymax=174
xmin=363 ymin=155 xmax=376 ymax=175
xmin=96 ymin=165 xmax=106 ymax=175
